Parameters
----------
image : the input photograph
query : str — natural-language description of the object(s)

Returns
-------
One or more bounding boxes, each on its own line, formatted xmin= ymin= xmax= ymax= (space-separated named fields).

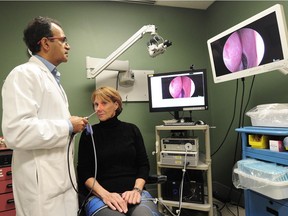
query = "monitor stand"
xmin=174 ymin=111 xmax=180 ymax=121
xmin=174 ymin=111 xmax=193 ymax=123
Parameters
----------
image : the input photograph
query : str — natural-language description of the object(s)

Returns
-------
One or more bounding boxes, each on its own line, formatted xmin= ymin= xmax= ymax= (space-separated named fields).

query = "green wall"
xmin=0 ymin=1 xmax=209 ymax=174
xmin=206 ymin=1 xmax=288 ymax=186
xmin=0 ymin=1 xmax=288 ymax=191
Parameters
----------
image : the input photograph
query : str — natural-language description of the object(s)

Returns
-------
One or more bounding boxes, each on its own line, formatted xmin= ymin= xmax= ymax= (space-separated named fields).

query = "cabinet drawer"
xmin=0 ymin=179 xmax=12 ymax=193
xmin=0 ymin=167 xmax=12 ymax=181
xmin=246 ymin=190 xmax=288 ymax=216
xmin=0 ymin=193 xmax=15 ymax=212
xmin=0 ymin=209 xmax=16 ymax=216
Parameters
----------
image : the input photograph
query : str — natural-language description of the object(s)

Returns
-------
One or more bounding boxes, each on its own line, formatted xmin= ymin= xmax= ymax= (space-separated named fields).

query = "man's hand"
xmin=70 ymin=116 xmax=88 ymax=134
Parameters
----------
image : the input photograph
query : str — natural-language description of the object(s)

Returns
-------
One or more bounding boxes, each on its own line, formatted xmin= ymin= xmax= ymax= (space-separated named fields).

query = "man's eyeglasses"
xmin=48 ymin=36 xmax=68 ymax=44
xmin=37 ymin=36 xmax=68 ymax=45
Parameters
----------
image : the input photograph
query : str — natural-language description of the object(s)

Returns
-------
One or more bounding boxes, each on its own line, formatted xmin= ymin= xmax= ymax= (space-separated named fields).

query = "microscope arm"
xmin=86 ymin=24 xmax=157 ymax=79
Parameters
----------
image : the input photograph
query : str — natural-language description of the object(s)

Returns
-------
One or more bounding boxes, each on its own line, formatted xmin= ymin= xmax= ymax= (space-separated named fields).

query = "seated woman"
xmin=77 ymin=86 xmax=162 ymax=216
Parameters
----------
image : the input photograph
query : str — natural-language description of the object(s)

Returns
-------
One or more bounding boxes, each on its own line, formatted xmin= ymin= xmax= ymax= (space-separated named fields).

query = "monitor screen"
xmin=147 ymin=69 xmax=208 ymax=118
xmin=207 ymin=4 xmax=288 ymax=83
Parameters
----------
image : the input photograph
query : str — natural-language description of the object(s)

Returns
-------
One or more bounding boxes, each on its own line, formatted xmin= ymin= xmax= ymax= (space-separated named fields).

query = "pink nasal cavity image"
xmin=169 ymin=76 xmax=195 ymax=98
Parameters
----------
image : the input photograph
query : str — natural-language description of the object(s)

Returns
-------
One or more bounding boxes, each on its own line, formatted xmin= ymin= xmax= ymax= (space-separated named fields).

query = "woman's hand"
xmin=101 ymin=192 xmax=128 ymax=213
xmin=121 ymin=189 xmax=142 ymax=205
xmin=85 ymin=178 xmax=129 ymax=213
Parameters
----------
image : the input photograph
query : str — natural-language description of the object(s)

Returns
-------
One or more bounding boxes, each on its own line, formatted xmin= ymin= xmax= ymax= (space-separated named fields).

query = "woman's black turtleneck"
xmin=77 ymin=116 xmax=150 ymax=196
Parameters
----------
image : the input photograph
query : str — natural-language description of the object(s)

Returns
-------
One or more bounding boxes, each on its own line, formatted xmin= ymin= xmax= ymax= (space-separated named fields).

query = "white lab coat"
xmin=1 ymin=56 xmax=78 ymax=216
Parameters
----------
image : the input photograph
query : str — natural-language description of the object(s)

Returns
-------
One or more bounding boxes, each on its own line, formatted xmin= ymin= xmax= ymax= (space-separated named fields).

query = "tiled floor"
xmin=216 ymin=202 xmax=245 ymax=216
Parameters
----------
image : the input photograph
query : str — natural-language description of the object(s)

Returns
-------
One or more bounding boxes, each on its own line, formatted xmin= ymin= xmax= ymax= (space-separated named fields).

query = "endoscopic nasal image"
xmin=223 ymin=28 xmax=265 ymax=73
xmin=168 ymin=76 xmax=195 ymax=98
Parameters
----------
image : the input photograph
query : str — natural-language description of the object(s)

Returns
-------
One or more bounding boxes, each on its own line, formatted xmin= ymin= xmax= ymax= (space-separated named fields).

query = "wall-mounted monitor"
xmin=147 ymin=69 xmax=208 ymax=120
xmin=207 ymin=4 xmax=288 ymax=83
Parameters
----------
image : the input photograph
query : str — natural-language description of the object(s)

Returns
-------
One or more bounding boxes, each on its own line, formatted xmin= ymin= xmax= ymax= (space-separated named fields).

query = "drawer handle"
xmin=266 ymin=207 xmax=279 ymax=216
xmin=7 ymin=199 xmax=14 ymax=204
xmin=6 ymin=183 xmax=13 ymax=188
xmin=6 ymin=171 xmax=12 ymax=176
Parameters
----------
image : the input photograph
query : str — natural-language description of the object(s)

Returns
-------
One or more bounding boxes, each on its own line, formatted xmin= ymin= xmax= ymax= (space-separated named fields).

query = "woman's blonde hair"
xmin=91 ymin=86 xmax=123 ymax=116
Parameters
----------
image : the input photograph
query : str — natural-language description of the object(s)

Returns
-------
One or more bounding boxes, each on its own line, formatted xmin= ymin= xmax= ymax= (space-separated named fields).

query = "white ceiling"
xmin=155 ymin=1 xmax=215 ymax=10
xmin=119 ymin=0 xmax=215 ymax=10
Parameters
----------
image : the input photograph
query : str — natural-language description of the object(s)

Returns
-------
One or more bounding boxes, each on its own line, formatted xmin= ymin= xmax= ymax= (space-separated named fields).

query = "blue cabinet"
xmin=236 ymin=126 xmax=288 ymax=216
xmin=246 ymin=190 xmax=288 ymax=216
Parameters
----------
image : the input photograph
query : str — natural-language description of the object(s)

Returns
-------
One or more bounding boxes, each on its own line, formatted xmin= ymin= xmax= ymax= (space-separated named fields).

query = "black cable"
xmin=225 ymin=78 xmax=245 ymax=207
xmin=66 ymin=125 xmax=98 ymax=216
xmin=169 ymin=111 xmax=184 ymax=120
xmin=176 ymin=151 xmax=189 ymax=216
xmin=211 ymin=80 xmax=239 ymax=157
xmin=189 ymin=111 xmax=192 ymax=122
xmin=77 ymin=125 xmax=98 ymax=216
xmin=232 ymin=78 xmax=245 ymax=165
xmin=223 ymin=77 xmax=255 ymax=214
xmin=67 ymin=132 xmax=93 ymax=216
xmin=242 ymin=75 xmax=255 ymax=127
xmin=67 ymin=133 xmax=88 ymax=216
xmin=233 ymin=76 xmax=255 ymax=212
xmin=67 ymin=133 xmax=79 ymax=193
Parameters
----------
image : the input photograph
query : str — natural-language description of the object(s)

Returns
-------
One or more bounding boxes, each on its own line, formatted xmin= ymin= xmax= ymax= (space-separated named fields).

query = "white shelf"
xmin=159 ymin=198 xmax=212 ymax=211
xmin=155 ymin=124 xmax=213 ymax=216
xmin=156 ymin=124 xmax=209 ymax=131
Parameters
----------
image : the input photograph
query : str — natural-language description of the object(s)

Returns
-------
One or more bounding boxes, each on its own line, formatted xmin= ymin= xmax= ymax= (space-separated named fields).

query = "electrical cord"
xmin=169 ymin=111 xmax=184 ymax=120
xmin=66 ymin=122 xmax=98 ymax=216
xmin=232 ymin=78 xmax=246 ymax=164
xmin=211 ymin=76 xmax=255 ymax=158
xmin=218 ymin=78 xmax=244 ymax=206
xmin=175 ymin=150 xmax=189 ymax=216
xmin=241 ymin=75 xmax=255 ymax=127
xmin=140 ymin=151 xmax=189 ymax=216
xmin=67 ymin=133 xmax=79 ymax=193
xmin=211 ymin=80 xmax=239 ymax=157
xmin=214 ymin=77 xmax=255 ymax=215
xmin=159 ymin=150 xmax=189 ymax=216
xmin=77 ymin=124 xmax=98 ymax=216
xmin=210 ymin=77 xmax=255 ymax=215
xmin=140 ymin=197 xmax=177 ymax=216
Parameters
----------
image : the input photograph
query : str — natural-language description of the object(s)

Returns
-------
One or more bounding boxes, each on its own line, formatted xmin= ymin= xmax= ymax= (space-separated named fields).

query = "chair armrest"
xmin=146 ymin=174 xmax=167 ymax=184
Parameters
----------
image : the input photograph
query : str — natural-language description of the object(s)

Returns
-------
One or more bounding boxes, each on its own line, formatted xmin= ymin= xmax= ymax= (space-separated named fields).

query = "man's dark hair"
xmin=23 ymin=16 xmax=61 ymax=54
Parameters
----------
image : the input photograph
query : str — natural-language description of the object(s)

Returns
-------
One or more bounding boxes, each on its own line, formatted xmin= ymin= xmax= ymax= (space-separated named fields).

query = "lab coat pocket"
xmin=37 ymin=150 xmax=70 ymax=200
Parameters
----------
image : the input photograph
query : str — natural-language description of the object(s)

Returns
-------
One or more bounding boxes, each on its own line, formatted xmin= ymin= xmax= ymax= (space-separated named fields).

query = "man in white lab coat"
xmin=1 ymin=16 xmax=88 ymax=216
